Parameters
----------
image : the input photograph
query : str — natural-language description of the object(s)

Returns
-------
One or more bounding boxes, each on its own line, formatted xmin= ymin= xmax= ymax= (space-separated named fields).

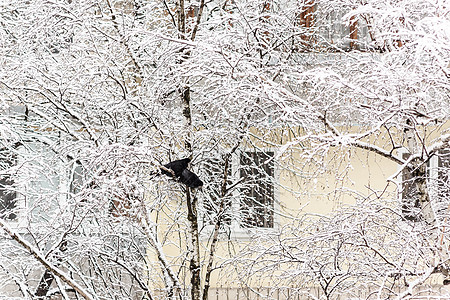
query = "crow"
xmin=179 ymin=169 xmax=203 ymax=188
xmin=160 ymin=158 xmax=203 ymax=188
xmin=161 ymin=158 xmax=191 ymax=178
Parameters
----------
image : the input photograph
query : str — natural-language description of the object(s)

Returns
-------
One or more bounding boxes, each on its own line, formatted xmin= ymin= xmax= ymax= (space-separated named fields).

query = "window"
xmin=433 ymin=149 xmax=450 ymax=220
xmin=239 ymin=151 xmax=275 ymax=228
xmin=317 ymin=10 xmax=370 ymax=51
xmin=295 ymin=1 xmax=371 ymax=51
xmin=401 ymin=150 xmax=450 ymax=222
xmin=201 ymin=151 xmax=276 ymax=232
xmin=0 ymin=148 xmax=17 ymax=220
xmin=18 ymin=142 xmax=63 ymax=224
xmin=401 ymin=153 xmax=422 ymax=221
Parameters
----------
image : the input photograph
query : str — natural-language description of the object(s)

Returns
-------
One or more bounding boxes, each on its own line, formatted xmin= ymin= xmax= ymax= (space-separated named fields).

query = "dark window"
xmin=401 ymin=152 xmax=428 ymax=222
xmin=0 ymin=150 xmax=17 ymax=220
xmin=401 ymin=150 xmax=450 ymax=222
xmin=401 ymin=153 xmax=420 ymax=221
xmin=436 ymin=149 xmax=450 ymax=218
xmin=240 ymin=151 xmax=274 ymax=228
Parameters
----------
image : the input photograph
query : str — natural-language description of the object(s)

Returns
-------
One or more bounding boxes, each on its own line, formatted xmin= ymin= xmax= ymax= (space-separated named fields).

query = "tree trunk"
xmin=186 ymin=189 xmax=201 ymax=300
xmin=181 ymin=84 xmax=201 ymax=300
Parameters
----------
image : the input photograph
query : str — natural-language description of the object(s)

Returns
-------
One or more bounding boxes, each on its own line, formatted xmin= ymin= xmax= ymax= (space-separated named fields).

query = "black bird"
xmin=179 ymin=169 xmax=203 ymax=188
xmin=161 ymin=158 xmax=191 ymax=177
xmin=160 ymin=158 xmax=203 ymax=188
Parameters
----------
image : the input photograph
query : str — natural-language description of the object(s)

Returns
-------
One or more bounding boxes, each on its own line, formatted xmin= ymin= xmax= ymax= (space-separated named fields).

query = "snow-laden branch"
xmin=394 ymin=267 xmax=435 ymax=300
xmin=139 ymin=198 xmax=182 ymax=294
xmin=0 ymin=219 xmax=95 ymax=300
xmin=428 ymin=132 xmax=450 ymax=154
xmin=349 ymin=139 xmax=404 ymax=165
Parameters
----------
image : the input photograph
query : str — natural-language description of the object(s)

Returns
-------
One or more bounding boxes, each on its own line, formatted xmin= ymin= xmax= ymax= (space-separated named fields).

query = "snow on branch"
xmin=0 ymin=219 xmax=95 ymax=300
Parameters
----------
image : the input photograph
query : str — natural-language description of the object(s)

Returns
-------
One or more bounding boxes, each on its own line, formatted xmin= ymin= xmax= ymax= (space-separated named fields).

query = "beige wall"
xmin=146 ymin=122 xmax=450 ymax=293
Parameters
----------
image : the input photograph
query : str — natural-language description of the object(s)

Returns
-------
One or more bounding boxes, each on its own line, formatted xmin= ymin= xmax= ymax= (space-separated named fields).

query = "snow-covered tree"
xmin=225 ymin=0 xmax=450 ymax=298
xmin=0 ymin=0 xmax=294 ymax=298
xmin=0 ymin=0 xmax=449 ymax=299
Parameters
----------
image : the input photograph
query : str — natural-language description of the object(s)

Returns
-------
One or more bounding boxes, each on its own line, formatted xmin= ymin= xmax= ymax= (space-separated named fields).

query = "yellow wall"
xmin=146 ymin=121 xmax=450 ymax=291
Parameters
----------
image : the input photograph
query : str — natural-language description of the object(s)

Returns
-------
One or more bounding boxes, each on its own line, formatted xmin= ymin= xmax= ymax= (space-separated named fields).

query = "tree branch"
xmin=0 ymin=220 xmax=94 ymax=300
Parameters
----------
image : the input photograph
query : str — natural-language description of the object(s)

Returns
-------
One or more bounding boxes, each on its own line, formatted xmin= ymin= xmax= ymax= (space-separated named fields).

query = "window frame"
xmin=295 ymin=1 xmax=372 ymax=52
xmin=1 ymin=141 xmax=72 ymax=228
xmin=427 ymin=149 xmax=450 ymax=220
xmin=201 ymin=148 xmax=279 ymax=239
xmin=237 ymin=150 xmax=276 ymax=229
xmin=398 ymin=149 xmax=450 ymax=222
xmin=0 ymin=147 xmax=18 ymax=221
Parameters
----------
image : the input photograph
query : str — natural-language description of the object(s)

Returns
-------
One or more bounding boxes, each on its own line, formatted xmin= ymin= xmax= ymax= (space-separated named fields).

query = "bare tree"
xmin=0 ymin=0 xmax=292 ymax=299
xmin=226 ymin=0 xmax=450 ymax=298
xmin=0 ymin=0 xmax=448 ymax=299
